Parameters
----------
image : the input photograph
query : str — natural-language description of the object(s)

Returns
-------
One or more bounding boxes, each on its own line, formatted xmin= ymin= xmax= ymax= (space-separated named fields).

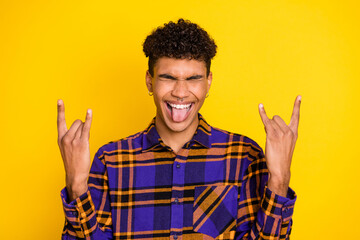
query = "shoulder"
xmin=210 ymin=125 xmax=264 ymax=158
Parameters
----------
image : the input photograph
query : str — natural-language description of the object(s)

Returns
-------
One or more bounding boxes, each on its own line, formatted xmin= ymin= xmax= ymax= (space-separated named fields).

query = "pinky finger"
xmin=81 ymin=109 xmax=92 ymax=140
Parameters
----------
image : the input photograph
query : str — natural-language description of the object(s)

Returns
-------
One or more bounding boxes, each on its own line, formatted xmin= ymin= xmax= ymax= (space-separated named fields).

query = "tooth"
xmin=167 ymin=103 xmax=192 ymax=109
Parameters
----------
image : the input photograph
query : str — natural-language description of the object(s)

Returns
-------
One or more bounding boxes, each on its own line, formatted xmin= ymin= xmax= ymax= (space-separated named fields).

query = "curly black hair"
xmin=143 ymin=18 xmax=217 ymax=77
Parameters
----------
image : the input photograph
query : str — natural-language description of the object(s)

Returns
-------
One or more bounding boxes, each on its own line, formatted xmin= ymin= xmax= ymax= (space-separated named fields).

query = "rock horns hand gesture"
xmin=258 ymin=95 xmax=301 ymax=197
xmin=57 ymin=99 xmax=92 ymax=201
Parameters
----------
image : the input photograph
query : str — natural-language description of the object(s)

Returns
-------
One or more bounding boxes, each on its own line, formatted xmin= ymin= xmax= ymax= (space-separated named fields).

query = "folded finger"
xmin=270 ymin=116 xmax=283 ymax=134
xmin=273 ymin=115 xmax=288 ymax=129
xmin=75 ymin=122 xmax=84 ymax=139
xmin=65 ymin=119 xmax=82 ymax=139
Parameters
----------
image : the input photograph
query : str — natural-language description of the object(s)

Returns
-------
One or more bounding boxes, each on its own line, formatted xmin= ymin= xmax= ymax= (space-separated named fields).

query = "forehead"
xmin=154 ymin=57 xmax=206 ymax=76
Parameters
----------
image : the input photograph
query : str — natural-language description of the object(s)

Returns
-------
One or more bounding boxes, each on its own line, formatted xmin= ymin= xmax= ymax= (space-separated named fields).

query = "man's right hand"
xmin=57 ymin=99 xmax=92 ymax=201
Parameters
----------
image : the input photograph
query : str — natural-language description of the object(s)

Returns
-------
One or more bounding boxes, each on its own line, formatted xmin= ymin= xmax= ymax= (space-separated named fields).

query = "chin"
xmin=166 ymin=119 xmax=193 ymax=133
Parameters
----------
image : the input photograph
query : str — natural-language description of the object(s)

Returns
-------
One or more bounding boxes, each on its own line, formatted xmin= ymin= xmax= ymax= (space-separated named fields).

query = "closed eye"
xmin=158 ymin=74 xmax=204 ymax=80
xmin=186 ymin=75 xmax=203 ymax=80
xmin=158 ymin=74 xmax=176 ymax=80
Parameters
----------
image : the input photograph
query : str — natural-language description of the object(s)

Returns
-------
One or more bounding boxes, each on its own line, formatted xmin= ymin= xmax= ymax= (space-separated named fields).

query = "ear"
xmin=145 ymin=70 xmax=153 ymax=92
xmin=207 ymin=71 xmax=213 ymax=93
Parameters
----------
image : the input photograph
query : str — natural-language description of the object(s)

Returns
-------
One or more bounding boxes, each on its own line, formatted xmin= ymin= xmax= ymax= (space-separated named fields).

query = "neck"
xmin=155 ymin=114 xmax=199 ymax=154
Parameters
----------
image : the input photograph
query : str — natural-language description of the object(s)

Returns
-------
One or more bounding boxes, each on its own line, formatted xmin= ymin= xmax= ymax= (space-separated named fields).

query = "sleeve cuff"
xmin=60 ymin=186 xmax=97 ymax=235
xmin=260 ymin=185 xmax=297 ymax=221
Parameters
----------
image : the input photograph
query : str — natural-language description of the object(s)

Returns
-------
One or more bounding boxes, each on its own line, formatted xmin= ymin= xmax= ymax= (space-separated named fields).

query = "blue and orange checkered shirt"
xmin=61 ymin=113 xmax=296 ymax=239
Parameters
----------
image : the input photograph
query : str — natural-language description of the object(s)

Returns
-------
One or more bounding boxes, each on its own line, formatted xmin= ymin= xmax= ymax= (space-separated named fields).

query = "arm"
xmin=57 ymin=99 xmax=112 ymax=239
xmin=236 ymin=149 xmax=296 ymax=239
xmin=61 ymin=148 xmax=113 ymax=239
xmin=236 ymin=95 xmax=301 ymax=239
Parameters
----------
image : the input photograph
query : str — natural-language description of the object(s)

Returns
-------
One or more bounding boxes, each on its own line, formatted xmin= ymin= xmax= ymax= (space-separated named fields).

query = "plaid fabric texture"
xmin=61 ymin=113 xmax=297 ymax=240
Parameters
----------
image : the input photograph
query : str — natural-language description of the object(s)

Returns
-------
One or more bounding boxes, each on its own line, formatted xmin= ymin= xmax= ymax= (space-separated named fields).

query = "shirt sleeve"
xmin=60 ymin=147 xmax=113 ymax=239
xmin=235 ymin=146 xmax=297 ymax=239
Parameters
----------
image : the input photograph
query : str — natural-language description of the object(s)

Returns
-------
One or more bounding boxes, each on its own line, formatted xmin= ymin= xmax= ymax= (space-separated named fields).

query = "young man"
xmin=58 ymin=18 xmax=300 ymax=239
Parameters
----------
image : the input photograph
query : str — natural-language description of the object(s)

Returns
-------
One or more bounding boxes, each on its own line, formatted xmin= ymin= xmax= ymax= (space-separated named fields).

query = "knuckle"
xmin=267 ymin=125 xmax=274 ymax=132
xmin=286 ymin=130 xmax=295 ymax=138
xmin=277 ymin=130 xmax=284 ymax=138
xmin=61 ymin=136 xmax=70 ymax=145
xmin=268 ymin=129 xmax=276 ymax=138
xmin=284 ymin=128 xmax=292 ymax=135
xmin=274 ymin=130 xmax=281 ymax=137
xmin=71 ymin=139 xmax=79 ymax=146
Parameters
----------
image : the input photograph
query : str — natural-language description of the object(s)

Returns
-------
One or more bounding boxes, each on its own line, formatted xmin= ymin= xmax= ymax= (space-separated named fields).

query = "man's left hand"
xmin=258 ymin=95 xmax=301 ymax=197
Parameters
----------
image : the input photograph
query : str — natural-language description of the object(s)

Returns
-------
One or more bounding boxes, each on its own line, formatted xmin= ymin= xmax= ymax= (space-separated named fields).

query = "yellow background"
xmin=1 ymin=0 xmax=359 ymax=239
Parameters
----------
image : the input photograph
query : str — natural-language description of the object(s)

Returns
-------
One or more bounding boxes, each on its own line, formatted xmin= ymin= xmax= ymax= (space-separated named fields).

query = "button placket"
xmin=169 ymin=149 xmax=188 ymax=238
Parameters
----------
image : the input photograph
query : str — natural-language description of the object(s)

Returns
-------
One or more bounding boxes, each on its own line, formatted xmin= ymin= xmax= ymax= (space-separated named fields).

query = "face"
xmin=146 ymin=57 xmax=212 ymax=133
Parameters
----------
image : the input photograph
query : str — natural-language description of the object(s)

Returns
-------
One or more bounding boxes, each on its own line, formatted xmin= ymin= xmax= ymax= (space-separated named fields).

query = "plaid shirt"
xmin=61 ymin=113 xmax=297 ymax=240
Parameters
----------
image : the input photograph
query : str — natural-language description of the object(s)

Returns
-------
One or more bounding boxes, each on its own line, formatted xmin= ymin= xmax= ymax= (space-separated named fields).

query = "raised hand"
xmin=57 ymin=99 xmax=92 ymax=201
xmin=258 ymin=95 xmax=301 ymax=197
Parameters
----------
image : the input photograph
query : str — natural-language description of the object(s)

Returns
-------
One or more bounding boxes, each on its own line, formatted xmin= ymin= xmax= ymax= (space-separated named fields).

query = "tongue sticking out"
xmin=171 ymin=108 xmax=189 ymax=122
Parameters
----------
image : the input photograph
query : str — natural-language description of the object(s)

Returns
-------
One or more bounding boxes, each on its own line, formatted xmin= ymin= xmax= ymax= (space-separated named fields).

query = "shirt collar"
xmin=192 ymin=113 xmax=212 ymax=148
xmin=142 ymin=113 xmax=212 ymax=152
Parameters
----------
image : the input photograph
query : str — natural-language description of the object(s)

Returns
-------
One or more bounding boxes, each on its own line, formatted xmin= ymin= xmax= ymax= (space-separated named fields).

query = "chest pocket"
xmin=193 ymin=185 xmax=238 ymax=239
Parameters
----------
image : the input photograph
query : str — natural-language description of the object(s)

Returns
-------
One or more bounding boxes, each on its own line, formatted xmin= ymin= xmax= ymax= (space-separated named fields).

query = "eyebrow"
xmin=158 ymin=74 xmax=204 ymax=80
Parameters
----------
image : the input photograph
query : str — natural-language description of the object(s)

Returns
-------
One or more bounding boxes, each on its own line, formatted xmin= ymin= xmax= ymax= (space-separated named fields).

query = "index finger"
xmin=57 ymin=99 xmax=68 ymax=139
xmin=289 ymin=95 xmax=301 ymax=131
xmin=258 ymin=103 xmax=270 ymax=127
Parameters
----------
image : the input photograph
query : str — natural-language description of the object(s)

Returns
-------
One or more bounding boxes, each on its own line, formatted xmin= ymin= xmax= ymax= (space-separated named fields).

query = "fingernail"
xmin=87 ymin=109 xmax=92 ymax=116
xmin=259 ymin=103 xmax=264 ymax=109
xmin=57 ymin=99 xmax=62 ymax=106
xmin=298 ymin=95 xmax=302 ymax=102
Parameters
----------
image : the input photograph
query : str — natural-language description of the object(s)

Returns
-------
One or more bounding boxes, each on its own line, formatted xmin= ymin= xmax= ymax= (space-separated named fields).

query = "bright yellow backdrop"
xmin=1 ymin=0 xmax=359 ymax=239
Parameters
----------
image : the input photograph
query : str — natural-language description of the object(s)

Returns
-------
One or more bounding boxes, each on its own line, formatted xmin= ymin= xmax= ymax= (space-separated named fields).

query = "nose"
xmin=172 ymin=80 xmax=189 ymax=99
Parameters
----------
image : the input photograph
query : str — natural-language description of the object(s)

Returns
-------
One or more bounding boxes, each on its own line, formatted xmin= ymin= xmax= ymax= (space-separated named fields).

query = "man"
xmin=58 ymin=18 xmax=300 ymax=239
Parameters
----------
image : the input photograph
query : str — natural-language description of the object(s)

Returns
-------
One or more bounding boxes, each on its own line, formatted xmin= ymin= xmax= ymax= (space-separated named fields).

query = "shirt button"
xmin=174 ymin=234 xmax=178 ymax=240
xmin=284 ymin=207 xmax=288 ymax=213
xmin=176 ymin=164 xmax=180 ymax=168
xmin=174 ymin=198 xmax=179 ymax=204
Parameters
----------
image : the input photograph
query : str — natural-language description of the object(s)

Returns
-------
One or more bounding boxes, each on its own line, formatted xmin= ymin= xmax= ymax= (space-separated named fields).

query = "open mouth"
xmin=165 ymin=101 xmax=194 ymax=122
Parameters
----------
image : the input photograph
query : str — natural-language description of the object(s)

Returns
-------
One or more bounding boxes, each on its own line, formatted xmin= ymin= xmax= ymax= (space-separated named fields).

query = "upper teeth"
xmin=168 ymin=103 xmax=192 ymax=109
